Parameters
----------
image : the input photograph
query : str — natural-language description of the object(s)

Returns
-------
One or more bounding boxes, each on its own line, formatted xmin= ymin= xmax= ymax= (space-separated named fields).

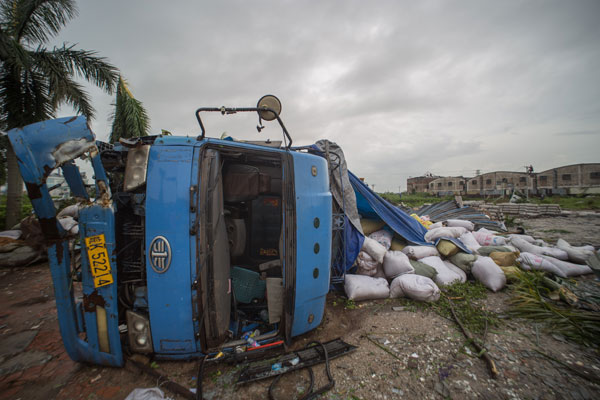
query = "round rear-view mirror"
xmin=257 ymin=95 xmax=282 ymax=121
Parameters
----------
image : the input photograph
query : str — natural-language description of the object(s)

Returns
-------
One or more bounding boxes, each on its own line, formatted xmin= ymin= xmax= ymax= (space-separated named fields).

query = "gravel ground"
xmin=1 ymin=214 xmax=599 ymax=400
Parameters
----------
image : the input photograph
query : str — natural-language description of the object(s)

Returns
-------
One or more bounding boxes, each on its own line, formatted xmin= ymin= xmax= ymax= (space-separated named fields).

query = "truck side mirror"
xmin=257 ymin=95 xmax=282 ymax=121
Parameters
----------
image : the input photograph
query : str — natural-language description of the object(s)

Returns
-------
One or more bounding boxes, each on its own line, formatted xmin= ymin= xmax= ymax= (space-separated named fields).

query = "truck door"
xmin=289 ymin=152 xmax=332 ymax=337
xmin=198 ymin=148 xmax=231 ymax=348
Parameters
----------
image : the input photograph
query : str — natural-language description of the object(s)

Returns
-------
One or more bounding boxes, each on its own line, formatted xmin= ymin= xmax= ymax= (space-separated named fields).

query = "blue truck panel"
xmin=7 ymin=117 xmax=123 ymax=366
xmin=78 ymin=205 xmax=122 ymax=365
xmin=145 ymin=145 xmax=197 ymax=353
xmin=8 ymin=99 xmax=334 ymax=365
xmin=291 ymin=152 xmax=332 ymax=337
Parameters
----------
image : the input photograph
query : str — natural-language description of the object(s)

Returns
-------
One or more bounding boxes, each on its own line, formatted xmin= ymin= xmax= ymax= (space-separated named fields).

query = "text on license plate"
xmin=84 ymin=234 xmax=114 ymax=288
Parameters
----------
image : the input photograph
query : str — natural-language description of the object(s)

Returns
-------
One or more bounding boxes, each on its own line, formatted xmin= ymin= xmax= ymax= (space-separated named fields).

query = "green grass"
xmin=529 ymin=195 xmax=600 ymax=210
xmin=379 ymin=192 xmax=454 ymax=209
xmin=380 ymin=192 xmax=600 ymax=211
xmin=0 ymin=194 xmax=33 ymax=230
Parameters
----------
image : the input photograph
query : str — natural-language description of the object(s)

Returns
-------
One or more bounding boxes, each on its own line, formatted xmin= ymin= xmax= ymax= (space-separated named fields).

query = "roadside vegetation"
xmin=529 ymin=195 xmax=600 ymax=210
xmin=380 ymin=192 xmax=453 ymax=209
xmin=379 ymin=191 xmax=600 ymax=211
xmin=0 ymin=194 xmax=32 ymax=230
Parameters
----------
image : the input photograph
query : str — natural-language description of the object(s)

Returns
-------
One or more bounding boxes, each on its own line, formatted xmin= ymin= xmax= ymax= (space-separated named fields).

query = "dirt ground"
xmin=1 ymin=214 xmax=599 ymax=400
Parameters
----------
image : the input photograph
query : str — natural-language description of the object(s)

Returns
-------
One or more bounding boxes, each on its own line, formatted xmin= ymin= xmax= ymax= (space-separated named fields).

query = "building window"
xmin=562 ymin=174 xmax=571 ymax=181
xmin=519 ymin=177 xmax=526 ymax=183
xmin=437 ymin=183 xmax=442 ymax=188
xmin=591 ymin=172 xmax=600 ymax=179
xmin=448 ymin=182 xmax=453 ymax=187
xmin=486 ymin=179 xmax=492 ymax=185
xmin=502 ymin=178 xmax=508 ymax=183
xmin=540 ymin=176 xmax=548 ymax=183
xmin=496 ymin=181 xmax=501 ymax=185
xmin=471 ymin=180 xmax=477 ymax=185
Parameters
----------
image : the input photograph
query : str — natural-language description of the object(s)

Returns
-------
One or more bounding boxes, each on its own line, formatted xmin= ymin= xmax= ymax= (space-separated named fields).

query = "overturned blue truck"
xmin=8 ymin=96 xmax=432 ymax=367
xmin=7 ymin=96 xmax=338 ymax=366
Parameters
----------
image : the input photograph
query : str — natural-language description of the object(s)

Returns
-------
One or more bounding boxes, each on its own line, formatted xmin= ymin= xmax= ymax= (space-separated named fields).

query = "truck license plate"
xmin=84 ymin=234 xmax=114 ymax=288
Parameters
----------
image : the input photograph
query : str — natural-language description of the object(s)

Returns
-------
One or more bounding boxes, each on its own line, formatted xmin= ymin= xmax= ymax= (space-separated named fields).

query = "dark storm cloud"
xmin=54 ymin=0 xmax=600 ymax=191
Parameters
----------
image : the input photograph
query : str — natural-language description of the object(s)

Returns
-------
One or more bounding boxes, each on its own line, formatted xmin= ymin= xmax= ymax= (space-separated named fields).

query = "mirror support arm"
xmin=195 ymin=107 xmax=293 ymax=149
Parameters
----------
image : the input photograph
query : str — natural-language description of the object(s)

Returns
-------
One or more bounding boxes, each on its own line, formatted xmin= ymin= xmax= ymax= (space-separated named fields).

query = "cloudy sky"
xmin=53 ymin=0 xmax=600 ymax=192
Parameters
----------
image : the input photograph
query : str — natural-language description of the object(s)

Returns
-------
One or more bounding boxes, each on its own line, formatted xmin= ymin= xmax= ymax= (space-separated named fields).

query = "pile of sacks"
xmin=345 ymin=218 xmax=595 ymax=303
xmin=0 ymin=205 xmax=79 ymax=268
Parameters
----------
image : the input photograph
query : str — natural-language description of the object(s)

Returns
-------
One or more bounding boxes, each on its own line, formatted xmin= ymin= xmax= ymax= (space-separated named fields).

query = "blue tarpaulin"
xmin=349 ymin=171 xmax=429 ymax=246
xmin=305 ymin=142 xmax=449 ymax=279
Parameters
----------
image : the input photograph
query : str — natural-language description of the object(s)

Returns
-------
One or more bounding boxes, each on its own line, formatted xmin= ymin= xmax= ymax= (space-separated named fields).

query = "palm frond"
xmin=48 ymin=44 xmax=118 ymax=93
xmin=50 ymin=74 xmax=93 ymax=118
xmin=508 ymin=270 xmax=600 ymax=346
xmin=0 ymin=31 xmax=32 ymax=70
xmin=0 ymin=64 xmax=53 ymax=129
xmin=31 ymin=46 xmax=95 ymax=118
xmin=1 ymin=0 xmax=77 ymax=44
xmin=109 ymin=76 xmax=150 ymax=143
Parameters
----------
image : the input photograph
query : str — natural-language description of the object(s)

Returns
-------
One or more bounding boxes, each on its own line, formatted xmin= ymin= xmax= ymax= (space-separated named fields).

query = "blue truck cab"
xmin=7 ymin=96 xmax=332 ymax=366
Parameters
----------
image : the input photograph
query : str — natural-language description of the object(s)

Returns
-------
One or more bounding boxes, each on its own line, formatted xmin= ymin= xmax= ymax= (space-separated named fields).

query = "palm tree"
xmin=0 ymin=0 xmax=119 ymax=228
xmin=109 ymin=75 xmax=150 ymax=143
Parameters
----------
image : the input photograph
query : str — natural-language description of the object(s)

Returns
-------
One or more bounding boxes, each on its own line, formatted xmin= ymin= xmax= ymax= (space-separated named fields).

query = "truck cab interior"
xmin=197 ymin=146 xmax=287 ymax=350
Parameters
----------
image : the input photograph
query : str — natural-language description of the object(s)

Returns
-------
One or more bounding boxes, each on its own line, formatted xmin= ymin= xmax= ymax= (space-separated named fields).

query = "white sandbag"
xmin=420 ymin=256 xmax=462 ymax=286
xmin=368 ymin=229 xmax=393 ymax=250
xmin=361 ymin=237 xmax=387 ymax=264
xmin=0 ymin=245 xmax=45 ymax=268
xmin=510 ymin=237 xmax=568 ymax=261
xmin=0 ymin=230 xmax=22 ymax=240
xmin=57 ymin=204 xmax=79 ymax=219
xmin=556 ymin=238 xmax=595 ymax=264
xmin=428 ymin=221 xmax=444 ymax=229
xmin=472 ymin=257 xmax=506 ymax=292
xmin=125 ymin=387 xmax=169 ymax=400
xmin=383 ymin=250 xmax=414 ymax=279
xmin=373 ymin=263 xmax=387 ymax=279
xmin=507 ymin=234 xmax=536 ymax=243
xmin=424 ymin=227 xmax=468 ymax=242
xmin=517 ymin=252 xmax=566 ymax=277
xmin=538 ymin=255 xmax=593 ymax=277
xmin=401 ymin=245 xmax=440 ymax=260
xmin=443 ymin=261 xmax=467 ymax=283
xmin=389 ymin=274 xmax=440 ymax=302
xmin=344 ymin=274 xmax=390 ymax=301
xmin=459 ymin=232 xmax=481 ymax=252
xmin=356 ymin=251 xmax=378 ymax=276
xmin=58 ymin=217 xmax=79 ymax=235
xmin=533 ymin=239 xmax=550 ymax=247
xmin=519 ymin=262 xmax=531 ymax=270
xmin=473 ymin=230 xmax=507 ymax=246
xmin=445 ymin=219 xmax=475 ymax=231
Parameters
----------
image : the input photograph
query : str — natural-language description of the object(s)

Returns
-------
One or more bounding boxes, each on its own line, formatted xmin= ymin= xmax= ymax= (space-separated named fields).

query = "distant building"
xmin=466 ymin=171 xmax=531 ymax=196
xmin=411 ymin=163 xmax=600 ymax=196
xmin=536 ymin=163 xmax=600 ymax=195
xmin=407 ymin=175 xmax=438 ymax=194
xmin=428 ymin=176 xmax=466 ymax=196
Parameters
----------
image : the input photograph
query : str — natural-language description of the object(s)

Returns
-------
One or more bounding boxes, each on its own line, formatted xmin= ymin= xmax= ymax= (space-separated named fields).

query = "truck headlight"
xmin=126 ymin=310 xmax=153 ymax=353
xmin=123 ymin=145 xmax=150 ymax=191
